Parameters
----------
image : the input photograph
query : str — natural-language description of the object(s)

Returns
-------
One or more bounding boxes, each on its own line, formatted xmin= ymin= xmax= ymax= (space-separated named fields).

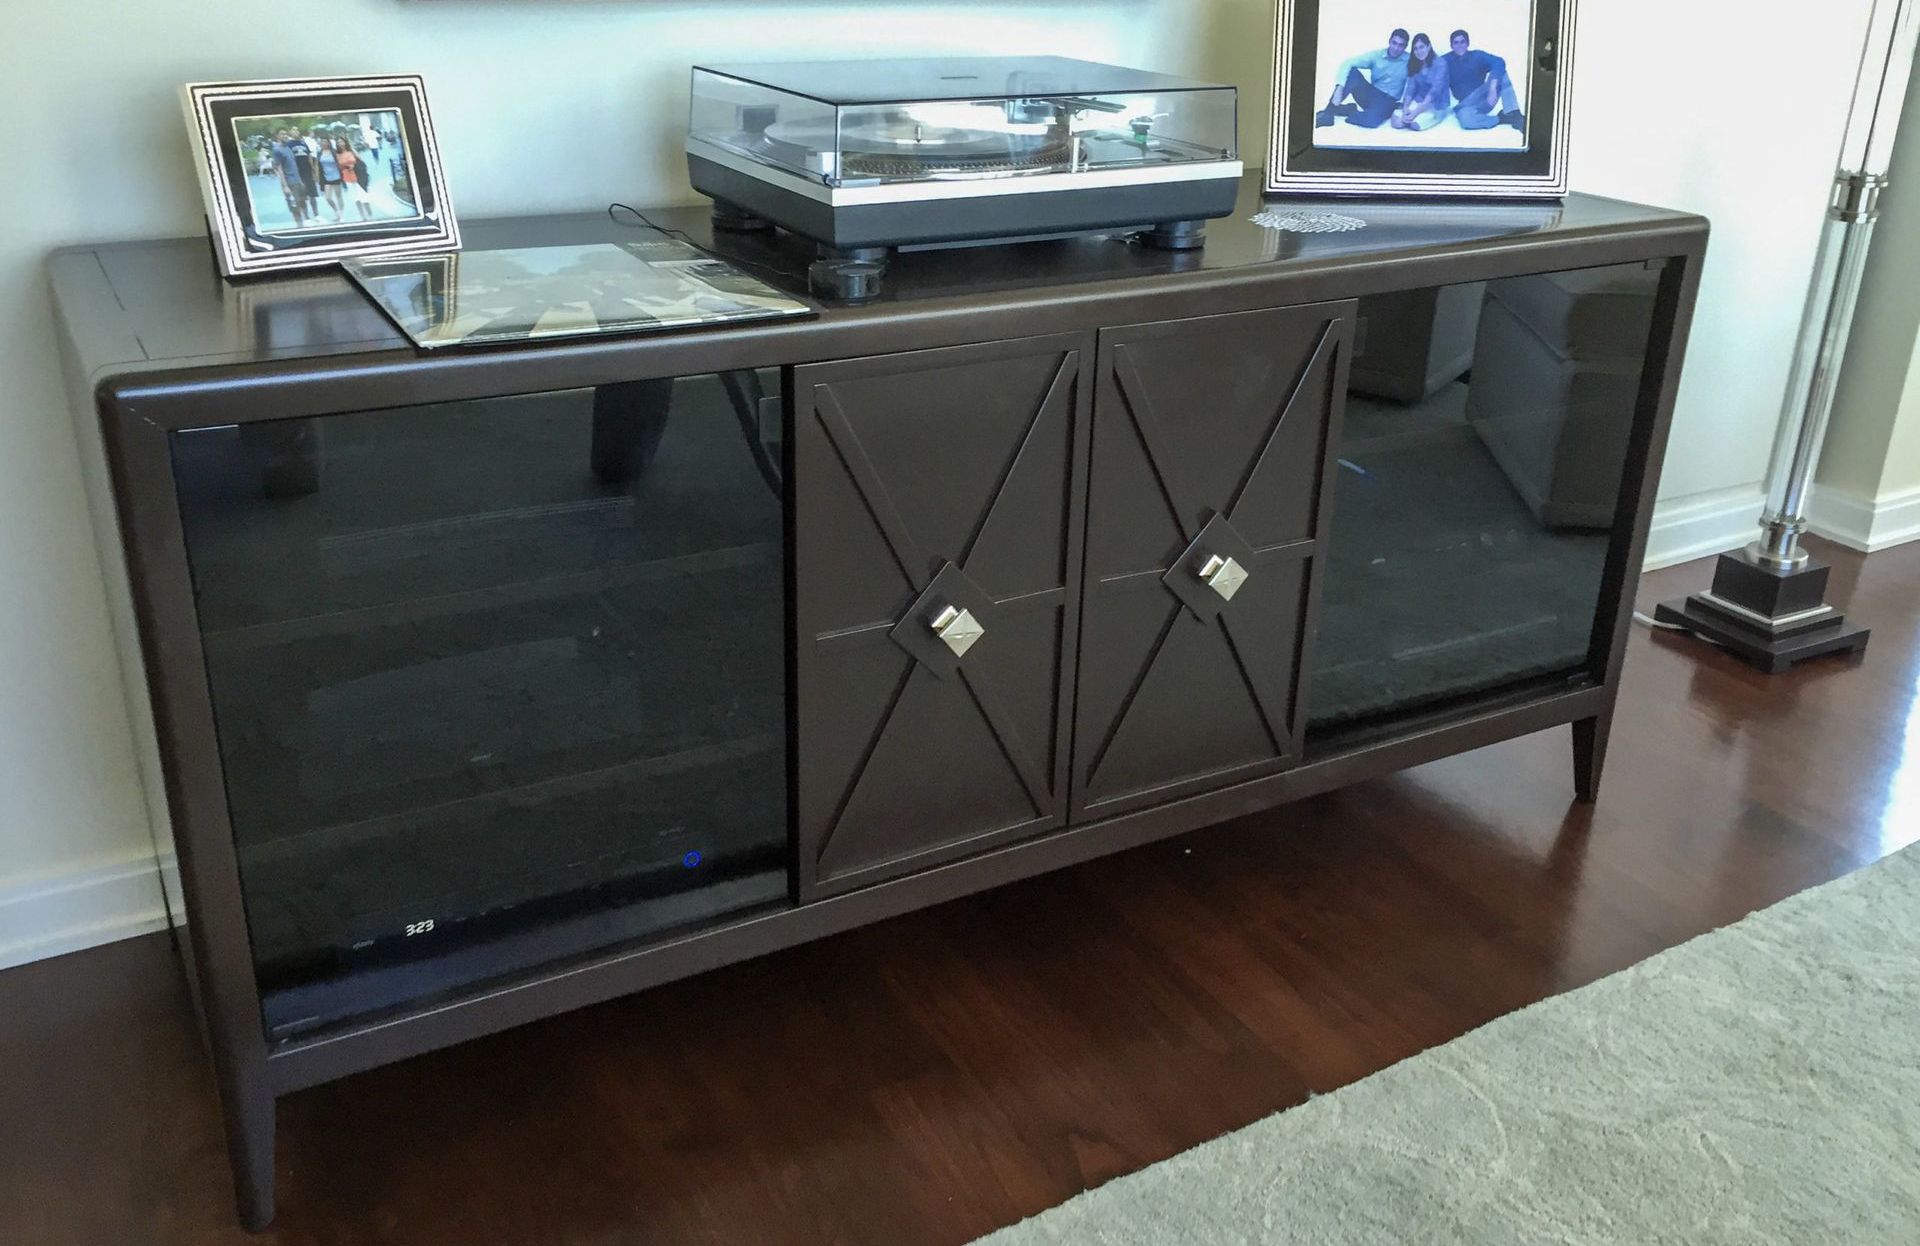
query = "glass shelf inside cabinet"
xmin=169 ymin=371 xmax=791 ymax=1041
xmin=1305 ymin=259 xmax=1667 ymax=747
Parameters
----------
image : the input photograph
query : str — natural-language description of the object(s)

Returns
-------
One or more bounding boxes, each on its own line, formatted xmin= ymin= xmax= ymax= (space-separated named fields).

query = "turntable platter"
xmin=761 ymin=112 xmax=1073 ymax=179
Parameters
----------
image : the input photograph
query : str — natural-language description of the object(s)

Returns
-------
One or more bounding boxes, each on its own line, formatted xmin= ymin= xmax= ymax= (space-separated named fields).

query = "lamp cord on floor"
xmin=1634 ymin=611 xmax=1689 ymax=631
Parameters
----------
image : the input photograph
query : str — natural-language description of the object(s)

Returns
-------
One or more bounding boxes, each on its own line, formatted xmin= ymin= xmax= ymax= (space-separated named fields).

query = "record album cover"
xmin=343 ymin=238 xmax=812 ymax=349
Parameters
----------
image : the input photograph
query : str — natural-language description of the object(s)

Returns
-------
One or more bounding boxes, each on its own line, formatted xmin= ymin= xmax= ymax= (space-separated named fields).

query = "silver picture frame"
xmin=181 ymin=74 xmax=460 ymax=278
xmin=1266 ymin=0 xmax=1576 ymax=199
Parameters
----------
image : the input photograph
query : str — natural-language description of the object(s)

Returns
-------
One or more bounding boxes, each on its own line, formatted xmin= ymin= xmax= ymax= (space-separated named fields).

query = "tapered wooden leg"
xmin=226 ymin=1077 xmax=277 ymax=1231
xmin=1572 ymin=714 xmax=1610 ymax=804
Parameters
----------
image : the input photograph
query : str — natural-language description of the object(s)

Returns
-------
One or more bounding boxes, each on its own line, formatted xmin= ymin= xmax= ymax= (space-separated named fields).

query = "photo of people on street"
xmin=231 ymin=108 xmax=422 ymax=237
xmin=1311 ymin=0 xmax=1531 ymax=152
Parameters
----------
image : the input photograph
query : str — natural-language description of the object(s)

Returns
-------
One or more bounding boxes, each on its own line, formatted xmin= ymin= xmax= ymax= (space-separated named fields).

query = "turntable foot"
xmin=819 ymin=245 xmax=889 ymax=265
xmin=711 ymin=200 xmax=774 ymax=233
xmin=808 ymin=256 xmax=886 ymax=302
xmin=1140 ymin=219 xmax=1208 ymax=250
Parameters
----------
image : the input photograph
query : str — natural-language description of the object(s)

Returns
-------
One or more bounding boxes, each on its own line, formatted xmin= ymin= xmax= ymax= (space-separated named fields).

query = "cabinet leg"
xmin=226 ymin=1078 xmax=278 ymax=1231
xmin=1571 ymin=714 xmax=1610 ymax=804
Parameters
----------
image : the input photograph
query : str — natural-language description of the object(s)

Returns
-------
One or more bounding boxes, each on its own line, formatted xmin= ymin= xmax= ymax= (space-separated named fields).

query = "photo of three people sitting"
xmin=1317 ymin=29 xmax=1525 ymax=137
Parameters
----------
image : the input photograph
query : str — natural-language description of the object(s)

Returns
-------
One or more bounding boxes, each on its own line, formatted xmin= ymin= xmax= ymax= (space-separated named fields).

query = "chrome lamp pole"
xmin=1657 ymin=0 xmax=1920 ymax=670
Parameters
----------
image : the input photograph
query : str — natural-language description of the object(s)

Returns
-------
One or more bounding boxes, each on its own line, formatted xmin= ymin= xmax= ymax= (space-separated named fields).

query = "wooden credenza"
xmin=51 ymin=181 xmax=1705 ymax=1229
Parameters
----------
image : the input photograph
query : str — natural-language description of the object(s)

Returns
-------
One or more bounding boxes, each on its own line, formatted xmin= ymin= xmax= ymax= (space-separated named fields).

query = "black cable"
xmin=606 ymin=199 xmax=700 ymax=242
xmin=605 ymin=200 xmax=803 ymax=285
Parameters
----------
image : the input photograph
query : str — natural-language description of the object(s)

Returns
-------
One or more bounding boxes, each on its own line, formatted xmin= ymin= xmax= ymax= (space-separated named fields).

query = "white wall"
xmin=1883 ymin=371 xmax=1920 ymax=496
xmin=1569 ymin=1 xmax=1872 ymax=509
xmin=0 ymin=0 xmax=1891 ymax=965
xmin=1812 ymin=60 xmax=1920 ymax=551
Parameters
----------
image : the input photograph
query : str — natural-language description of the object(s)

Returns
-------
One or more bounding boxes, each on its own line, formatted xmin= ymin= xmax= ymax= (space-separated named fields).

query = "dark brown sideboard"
xmin=51 ymin=179 xmax=1706 ymax=1229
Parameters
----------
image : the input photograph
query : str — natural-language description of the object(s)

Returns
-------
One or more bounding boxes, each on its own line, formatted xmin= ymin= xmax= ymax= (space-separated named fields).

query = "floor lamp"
xmin=1658 ymin=0 xmax=1920 ymax=670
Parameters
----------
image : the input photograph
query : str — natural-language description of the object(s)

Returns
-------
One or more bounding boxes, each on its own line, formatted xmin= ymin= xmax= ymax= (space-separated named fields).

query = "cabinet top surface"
xmin=52 ymin=175 xmax=1704 ymax=393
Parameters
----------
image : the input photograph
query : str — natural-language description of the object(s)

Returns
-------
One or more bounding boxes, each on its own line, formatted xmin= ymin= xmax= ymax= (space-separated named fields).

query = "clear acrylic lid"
xmin=690 ymin=57 xmax=1238 ymax=187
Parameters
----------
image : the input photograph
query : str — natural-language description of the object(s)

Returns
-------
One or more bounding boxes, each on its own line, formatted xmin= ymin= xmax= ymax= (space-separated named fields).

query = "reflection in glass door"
xmin=171 ymin=372 xmax=789 ymax=1039
xmin=1307 ymin=261 xmax=1665 ymax=742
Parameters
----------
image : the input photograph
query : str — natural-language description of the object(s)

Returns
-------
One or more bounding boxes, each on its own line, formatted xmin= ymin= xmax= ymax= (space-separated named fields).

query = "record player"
xmin=686 ymin=57 xmax=1243 ymax=297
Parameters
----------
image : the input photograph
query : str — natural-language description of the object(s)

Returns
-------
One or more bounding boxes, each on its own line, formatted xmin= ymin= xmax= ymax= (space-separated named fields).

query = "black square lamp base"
xmin=1654 ymin=552 xmax=1870 ymax=673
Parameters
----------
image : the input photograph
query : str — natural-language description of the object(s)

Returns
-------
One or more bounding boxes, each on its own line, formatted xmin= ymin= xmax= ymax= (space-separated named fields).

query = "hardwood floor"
xmin=3 ymin=538 xmax=1916 ymax=1245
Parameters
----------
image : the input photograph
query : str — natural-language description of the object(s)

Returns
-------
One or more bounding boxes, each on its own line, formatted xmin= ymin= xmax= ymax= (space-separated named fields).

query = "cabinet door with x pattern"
xmin=1073 ymin=301 xmax=1352 ymax=820
xmin=792 ymin=333 xmax=1092 ymax=898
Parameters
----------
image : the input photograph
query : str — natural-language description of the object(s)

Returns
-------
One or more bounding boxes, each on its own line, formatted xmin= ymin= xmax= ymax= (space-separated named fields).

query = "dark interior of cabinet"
xmin=1305 ymin=261 xmax=1664 ymax=745
xmin=171 ymin=373 xmax=791 ymax=1041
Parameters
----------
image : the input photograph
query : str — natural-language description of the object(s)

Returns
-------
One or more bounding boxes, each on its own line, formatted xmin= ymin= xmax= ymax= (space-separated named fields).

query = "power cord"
xmin=1633 ymin=608 xmax=1733 ymax=654
xmin=605 ymin=201 xmax=803 ymax=285
xmin=606 ymin=200 xmax=698 ymax=242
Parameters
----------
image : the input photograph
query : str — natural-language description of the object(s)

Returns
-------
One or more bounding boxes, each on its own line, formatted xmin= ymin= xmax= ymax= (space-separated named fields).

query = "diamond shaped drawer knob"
xmin=931 ymin=604 xmax=986 ymax=658
xmin=1198 ymin=554 xmax=1249 ymax=602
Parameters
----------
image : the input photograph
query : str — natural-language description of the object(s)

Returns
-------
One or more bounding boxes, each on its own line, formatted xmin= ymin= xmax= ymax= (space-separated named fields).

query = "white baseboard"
xmin=1807 ymin=482 xmax=1920 ymax=552
xmin=0 ymin=850 xmax=180 ymax=972
xmin=1642 ymin=486 xmax=1764 ymax=571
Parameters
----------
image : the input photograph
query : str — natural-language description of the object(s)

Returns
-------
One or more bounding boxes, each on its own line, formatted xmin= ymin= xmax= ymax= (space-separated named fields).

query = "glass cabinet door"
xmin=1306 ymin=260 xmax=1666 ymax=743
xmin=170 ymin=372 xmax=788 ymax=1040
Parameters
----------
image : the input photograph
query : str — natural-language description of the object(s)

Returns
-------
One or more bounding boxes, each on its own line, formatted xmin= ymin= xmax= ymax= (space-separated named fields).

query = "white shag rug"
xmin=973 ymin=843 xmax=1920 ymax=1244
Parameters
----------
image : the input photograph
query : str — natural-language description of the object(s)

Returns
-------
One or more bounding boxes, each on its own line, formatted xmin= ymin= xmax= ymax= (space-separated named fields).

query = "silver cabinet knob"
xmin=1197 ymin=553 xmax=1249 ymax=602
xmin=930 ymin=604 xmax=986 ymax=657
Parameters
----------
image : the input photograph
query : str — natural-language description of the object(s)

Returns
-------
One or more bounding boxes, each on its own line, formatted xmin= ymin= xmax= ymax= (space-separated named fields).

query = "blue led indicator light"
xmin=683 ymin=850 xmax=703 ymax=869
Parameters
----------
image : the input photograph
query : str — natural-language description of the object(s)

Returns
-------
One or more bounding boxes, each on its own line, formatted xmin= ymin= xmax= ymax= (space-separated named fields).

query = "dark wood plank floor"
xmin=5 ymin=539 xmax=1917 ymax=1245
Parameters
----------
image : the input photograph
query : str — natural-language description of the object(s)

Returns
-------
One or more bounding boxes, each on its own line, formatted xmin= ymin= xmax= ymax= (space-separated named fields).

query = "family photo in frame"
xmin=236 ymin=108 xmax=419 ymax=234
xmin=182 ymin=75 xmax=459 ymax=277
xmin=1268 ymin=0 xmax=1574 ymax=199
